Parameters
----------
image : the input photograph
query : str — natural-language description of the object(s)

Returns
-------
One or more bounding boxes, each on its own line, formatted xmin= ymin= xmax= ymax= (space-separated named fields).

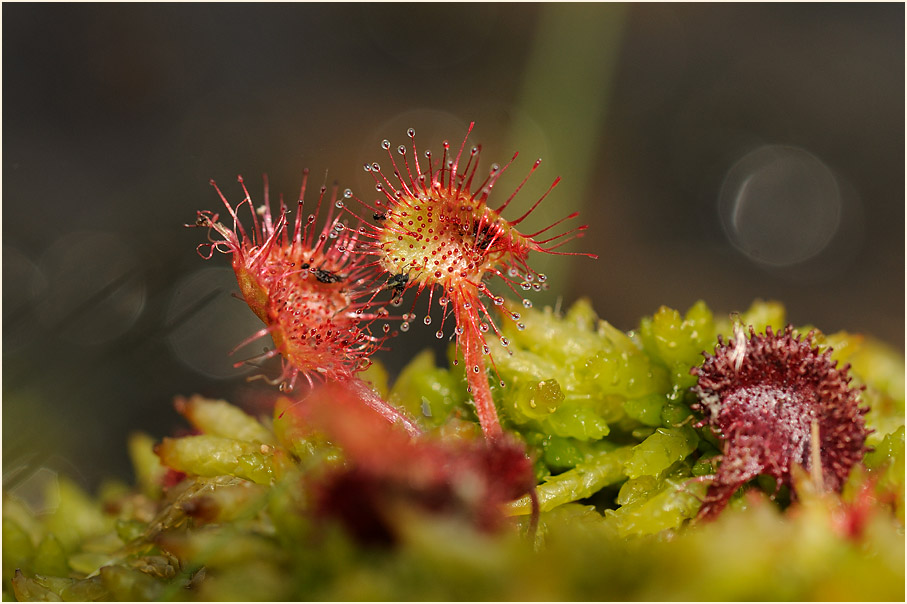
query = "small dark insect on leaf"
xmin=472 ymin=219 xmax=499 ymax=251
xmin=386 ymin=272 xmax=409 ymax=296
xmin=373 ymin=212 xmax=387 ymax=221
xmin=313 ymin=268 xmax=343 ymax=284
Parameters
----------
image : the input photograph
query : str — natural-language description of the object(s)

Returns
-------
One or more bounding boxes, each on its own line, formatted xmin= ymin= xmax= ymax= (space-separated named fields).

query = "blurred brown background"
xmin=4 ymin=3 xmax=903 ymax=491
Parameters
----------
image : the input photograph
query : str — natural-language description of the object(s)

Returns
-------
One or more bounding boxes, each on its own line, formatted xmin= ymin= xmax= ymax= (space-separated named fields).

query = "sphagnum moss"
xmin=4 ymin=297 xmax=903 ymax=601
xmin=4 ymin=128 xmax=903 ymax=601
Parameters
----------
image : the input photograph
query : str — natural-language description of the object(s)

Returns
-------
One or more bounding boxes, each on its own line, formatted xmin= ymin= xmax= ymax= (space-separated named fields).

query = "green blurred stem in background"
xmin=505 ymin=3 xmax=627 ymax=305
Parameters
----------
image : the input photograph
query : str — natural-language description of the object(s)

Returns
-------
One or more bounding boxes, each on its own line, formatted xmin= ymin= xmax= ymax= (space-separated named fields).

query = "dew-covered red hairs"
xmin=691 ymin=324 xmax=870 ymax=520
xmin=350 ymin=123 xmax=596 ymax=440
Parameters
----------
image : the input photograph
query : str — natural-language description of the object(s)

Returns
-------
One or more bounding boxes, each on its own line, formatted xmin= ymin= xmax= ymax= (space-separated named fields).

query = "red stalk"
xmin=461 ymin=314 xmax=503 ymax=441
xmin=344 ymin=376 xmax=423 ymax=438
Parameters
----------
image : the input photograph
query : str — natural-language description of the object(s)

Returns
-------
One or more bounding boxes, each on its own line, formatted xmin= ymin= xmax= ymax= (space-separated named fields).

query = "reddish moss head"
xmin=195 ymin=173 xmax=390 ymax=388
xmin=301 ymin=381 xmax=535 ymax=545
xmin=691 ymin=324 xmax=870 ymax=520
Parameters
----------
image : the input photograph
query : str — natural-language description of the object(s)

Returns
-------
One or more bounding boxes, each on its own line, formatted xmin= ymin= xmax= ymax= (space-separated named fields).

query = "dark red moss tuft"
xmin=691 ymin=325 xmax=870 ymax=520
xmin=300 ymin=381 xmax=536 ymax=546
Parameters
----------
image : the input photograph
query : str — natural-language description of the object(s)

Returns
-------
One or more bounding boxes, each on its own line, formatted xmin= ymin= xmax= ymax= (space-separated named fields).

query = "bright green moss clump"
xmin=3 ymin=299 xmax=903 ymax=601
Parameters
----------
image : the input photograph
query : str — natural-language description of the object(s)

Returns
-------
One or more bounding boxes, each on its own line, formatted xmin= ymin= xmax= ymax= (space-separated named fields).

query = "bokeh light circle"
xmin=718 ymin=145 xmax=842 ymax=267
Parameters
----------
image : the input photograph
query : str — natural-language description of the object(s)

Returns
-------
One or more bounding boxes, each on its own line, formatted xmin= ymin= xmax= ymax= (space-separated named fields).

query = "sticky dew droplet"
xmin=435 ymin=330 xmax=444 ymax=339
xmin=522 ymin=299 xmax=533 ymax=308
xmin=400 ymin=322 xmax=410 ymax=332
xmin=381 ymin=140 xmax=391 ymax=150
xmin=423 ymin=316 xmax=432 ymax=325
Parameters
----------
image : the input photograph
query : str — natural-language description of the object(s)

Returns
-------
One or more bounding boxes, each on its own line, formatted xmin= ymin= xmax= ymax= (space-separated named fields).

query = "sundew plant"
xmin=3 ymin=125 xmax=904 ymax=602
